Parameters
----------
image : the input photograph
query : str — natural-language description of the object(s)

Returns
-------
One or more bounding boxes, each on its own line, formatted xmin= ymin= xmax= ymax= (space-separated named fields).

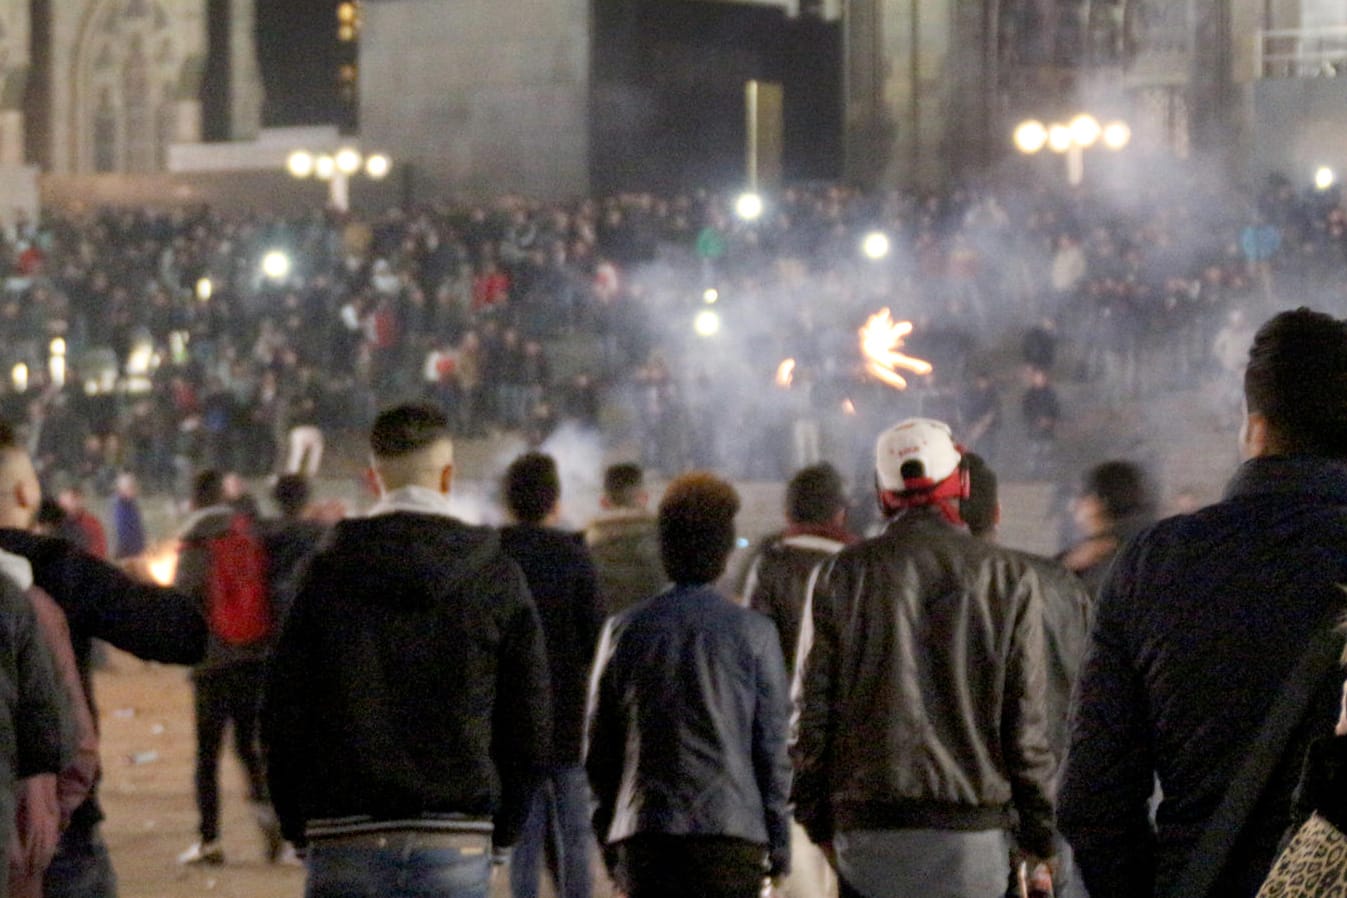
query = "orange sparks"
xmin=145 ymin=542 xmax=180 ymax=587
xmin=775 ymin=358 xmax=796 ymax=388
xmin=859 ymin=308 xmax=933 ymax=390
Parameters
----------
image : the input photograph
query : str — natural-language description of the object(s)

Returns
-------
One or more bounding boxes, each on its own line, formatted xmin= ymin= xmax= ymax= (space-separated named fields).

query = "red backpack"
xmin=205 ymin=515 xmax=272 ymax=646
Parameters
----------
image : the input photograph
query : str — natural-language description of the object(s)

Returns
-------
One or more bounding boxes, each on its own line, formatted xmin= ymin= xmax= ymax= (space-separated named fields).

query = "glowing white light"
xmin=735 ymin=192 xmax=764 ymax=222
xmin=862 ymin=231 xmax=891 ymax=260
xmin=703 ymin=288 xmax=720 ymax=305
xmin=1102 ymin=121 xmax=1132 ymax=151
xmin=776 ymin=358 xmax=796 ymax=388
xmin=11 ymin=363 xmax=26 ymax=392
xmin=261 ymin=250 xmax=292 ymax=281
xmin=146 ymin=543 xmax=179 ymax=587
xmin=694 ymin=310 xmax=721 ymax=338
xmin=314 ymin=154 xmax=337 ymax=180
xmin=286 ymin=150 xmax=315 ymax=179
xmin=1070 ymin=114 xmax=1102 ymax=148
xmin=49 ymin=337 xmax=66 ymax=358
xmin=335 ymin=147 xmax=363 ymax=175
xmin=1013 ymin=120 xmax=1049 ymax=155
xmin=1316 ymin=166 xmax=1336 ymax=191
xmin=365 ymin=154 xmax=391 ymax=179
xmin=49 ymin=356 xmax=65 ymax=389
xmin=1047 ymin=124 xmax=1074 ymax=154
xmin=195 ymin=277 xmax=212 ymax=301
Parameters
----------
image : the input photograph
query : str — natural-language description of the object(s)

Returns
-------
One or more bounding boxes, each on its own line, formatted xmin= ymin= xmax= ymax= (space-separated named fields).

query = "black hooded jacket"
xmin=261 ymin=510 xmax=552 ymax=847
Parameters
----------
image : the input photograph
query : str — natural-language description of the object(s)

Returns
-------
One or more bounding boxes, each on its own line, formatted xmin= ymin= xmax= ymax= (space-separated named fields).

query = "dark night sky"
xmin=256 ymin=0 xmax=345 ymax=127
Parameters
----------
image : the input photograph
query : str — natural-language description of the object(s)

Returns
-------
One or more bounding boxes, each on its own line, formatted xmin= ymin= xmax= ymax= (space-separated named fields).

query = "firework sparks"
xmin=859 ymin=308 xmax=933 ymax=390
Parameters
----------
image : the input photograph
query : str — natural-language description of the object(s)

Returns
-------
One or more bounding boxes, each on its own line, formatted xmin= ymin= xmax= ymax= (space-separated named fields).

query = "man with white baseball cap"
xmin=792 ymin=418 xmax=1057 ymax=898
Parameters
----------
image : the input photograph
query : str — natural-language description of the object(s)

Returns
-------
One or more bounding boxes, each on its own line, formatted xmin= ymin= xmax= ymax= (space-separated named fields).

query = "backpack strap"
xmin=1169 ymin=607 xmax=1345 ymax=898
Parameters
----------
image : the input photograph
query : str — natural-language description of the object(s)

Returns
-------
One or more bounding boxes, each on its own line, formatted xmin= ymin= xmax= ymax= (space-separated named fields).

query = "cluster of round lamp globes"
xmin=1013 ymin=115 xmax=1132 ymax=156
xmin=286 ymin=148 xmax=391 ymax=182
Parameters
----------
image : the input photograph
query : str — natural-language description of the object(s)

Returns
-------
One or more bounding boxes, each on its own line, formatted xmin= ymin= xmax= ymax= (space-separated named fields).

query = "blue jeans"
xmin=508 ymin=766 xmax=593 ymax=898
xmin=44 ymin=823 xmax=117 ymax=898
xmin=305 ymin=831 xmax=491 ymax=898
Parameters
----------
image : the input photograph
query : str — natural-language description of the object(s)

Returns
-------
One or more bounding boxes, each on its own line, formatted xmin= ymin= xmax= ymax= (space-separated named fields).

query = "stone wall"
xmin=360 ymin=0 xmax=590 ymax=200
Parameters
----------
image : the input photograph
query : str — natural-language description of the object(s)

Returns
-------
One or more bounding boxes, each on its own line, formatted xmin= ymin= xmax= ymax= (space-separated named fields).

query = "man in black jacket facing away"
xmin=262 ymin=402 xmax=551 ymax=898
xmin=1060 ymin=307 xmax=1347 ymax=897
xmin=499 ymin=452 xmax=604 ymax=898
xmin=793 ymin=418 xmax=1055 ymax=898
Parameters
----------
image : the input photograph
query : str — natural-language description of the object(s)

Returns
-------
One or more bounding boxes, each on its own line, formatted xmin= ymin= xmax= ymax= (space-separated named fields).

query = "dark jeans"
xmin=508 ymin=765 xmax=593 ymax=898
xmin=617 ymin=835 xmax=766 ymax=898
xmin=193 ymin=662 xmax=268 ymax=842
xmin=306 ymin=831 xmax=491 ymax=898
xmin=44 ymin=824 xmax=117 ymax=898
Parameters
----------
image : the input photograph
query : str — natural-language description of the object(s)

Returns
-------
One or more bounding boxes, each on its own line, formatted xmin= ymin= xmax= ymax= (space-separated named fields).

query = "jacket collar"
xmin=368 ymin=485 xmax=458 ymax=520
xmin=1224 ymin=455 xmax=1347 ymax=504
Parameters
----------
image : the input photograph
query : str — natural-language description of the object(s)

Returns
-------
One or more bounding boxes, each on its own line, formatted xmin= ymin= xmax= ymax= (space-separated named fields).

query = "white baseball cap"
xmin=875 ymin=418 xmax=962 ymax=492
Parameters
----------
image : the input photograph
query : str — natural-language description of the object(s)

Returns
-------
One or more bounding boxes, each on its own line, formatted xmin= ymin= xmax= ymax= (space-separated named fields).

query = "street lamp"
xmin=694 ymin=309 xmax=722 ymax=337
xmin=287 ymin=147 xmax=391 ymax=212
xmin=1316 ymin=166 xmax=1336 ymax=191
xmin=261 ymin=250 xmax=292 ymax=282
xmin=735 ymin=192 xmax=764 ymax=222
xmin=861 ymin=231 xmax=891 ymax=261
xmin=1014 ymin=114 xmax=1129 ymax=186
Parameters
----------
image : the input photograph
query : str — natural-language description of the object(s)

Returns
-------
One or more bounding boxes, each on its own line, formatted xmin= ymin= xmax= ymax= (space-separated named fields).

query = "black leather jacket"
xmin=793 ymin=508 xmax=1057 ymax=858
xmin=585 ymin=584 xmax=793 ymax=877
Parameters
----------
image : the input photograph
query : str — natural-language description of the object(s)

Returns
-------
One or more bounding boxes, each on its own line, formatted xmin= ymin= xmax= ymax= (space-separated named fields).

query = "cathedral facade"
xmin=0 ymin=0 xmax=259 ymax=176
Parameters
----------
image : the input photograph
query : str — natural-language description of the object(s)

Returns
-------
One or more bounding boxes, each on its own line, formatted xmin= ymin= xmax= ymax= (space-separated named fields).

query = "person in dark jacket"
xmin=744 ymin=462 xmax=854 ymax=679
xmin=584 ymin=463 xmax=664 ymax=616
xmin=962 ymin=452 xmax=1092 ymax=898
xmin=744 ymin=462 xmax=853 ymax=898
xmin=262 ymin=402 xmax=552 ymax=898
xmin=256 ymin=474 xmax=327 ymax=625
xmin=0 ymin=563 xmax=69 ymax=898
xmin=1060 ymin=307 xmax=1347 ymax=898
xmin=175 ymin=469 xmax=279 ymax=866
xmin=793 ymin=418 xmax=1056 ymax=898
xmin=0 ymin=431 xmax=207 ymax=898
xmin=1056 ymin=459 xmax=1156 ymax=598
xmin=108 ymin=473 xmax=145 ymax=561
xmin=586 ymin=472 xmax=792 ymax=898
xmin=499 ymin=453 xmax=604 ymax=898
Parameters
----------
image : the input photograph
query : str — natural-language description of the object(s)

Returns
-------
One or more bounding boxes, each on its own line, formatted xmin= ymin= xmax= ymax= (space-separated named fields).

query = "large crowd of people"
xmin=0 ymin=164 xmax=1338 ymax=500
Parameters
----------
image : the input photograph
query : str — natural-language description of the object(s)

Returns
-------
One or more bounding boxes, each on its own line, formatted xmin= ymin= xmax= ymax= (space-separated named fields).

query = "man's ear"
xmin=363 ymin=466 xmax=382 ymax=498
xmin=439 ymin=463 xmax=454 ymax=496
xmin=1241 ymin=409 xmax=1271 ymax=460
xmin=14 ymin=478 xmax=36 ymax=512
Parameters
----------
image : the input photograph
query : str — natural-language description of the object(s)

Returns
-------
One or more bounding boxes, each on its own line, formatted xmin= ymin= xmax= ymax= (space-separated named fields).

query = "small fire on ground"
xmin=859 ymin=308 xmax=932 ymax=390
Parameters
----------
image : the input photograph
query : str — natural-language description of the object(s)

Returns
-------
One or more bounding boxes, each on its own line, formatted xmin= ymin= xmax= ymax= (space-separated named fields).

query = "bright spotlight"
xmin=1316 ymin=166 xmax=1336 ymax=191
xmin=195 ymin=277 xmax=213 ymax=301
xmin=335 ymin=147 xmax=363 ymax=175
xmin=703 ymin=288 xmax=720 ymax=305
xmin=861 ymin=231 xmax=891 ymax=261
xmin=286 ymin=150 xmax=315 ymax=179
xmin=365 ymin=154 xmax=391 ymax=179
xmin=1069 ymin=114 xmax=1101 ymax=148
xmin=1047 ymin=124 xmax=1073 ymax=154
xmin=49 ymin=337 xmax=66 ymax=358
xmin=735 ymin=192 xmax=764 ymax=222
xmin=11 ymin=363 xmax=26 ymax=392
xmin=694 ymin=309 xmax=721 ymax=338
xmin=1012 ymin=120 xmax=1049 ymax=155
xmin=314 ymin=154 xmax=337 ymax=180
xmin=261 ymin=250 xmax=292 ymax=281
xmin=1102 ymin=121 xmax=1132 ymax=151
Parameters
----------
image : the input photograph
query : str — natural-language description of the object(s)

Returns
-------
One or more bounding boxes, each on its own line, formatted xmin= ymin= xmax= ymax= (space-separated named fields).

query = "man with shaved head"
xmin=0 ymin=426 xmax=207 ymax=898
xmin=262 ymin=402 xmax=551 ymax=898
